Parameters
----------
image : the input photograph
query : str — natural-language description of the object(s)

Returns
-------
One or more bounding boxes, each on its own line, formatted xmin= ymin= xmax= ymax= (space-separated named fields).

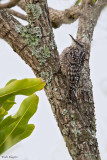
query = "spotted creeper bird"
xmin=59 ymin=35 xmax=87 ymax=102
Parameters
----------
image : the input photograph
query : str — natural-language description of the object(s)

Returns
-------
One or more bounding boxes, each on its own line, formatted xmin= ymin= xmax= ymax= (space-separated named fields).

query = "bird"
xmin=59 ymin=35 xmax=87 ymax=102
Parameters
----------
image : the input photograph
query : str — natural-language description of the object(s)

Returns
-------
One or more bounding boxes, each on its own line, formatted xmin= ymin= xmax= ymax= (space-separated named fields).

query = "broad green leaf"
xmin=0 ymin=108 xmax=5 ymax=115
xmin=1 ymin=79 xmax=17 ymax=111
xmin=0 ymin=94 xmax=39 ymax=154
xmin=0 ymin=108 xmax=8 ymax=119
xmin=3 ymin=99 xmax=16 ymax=112
xmin=75 ymin=0 xmax=81 ymax=5
xmin=0 ymin=116 xmax=20 ymax=131
xmin=12 ymin=124 xmax=35 ymax=145
xmin=0 ymin=124 xmax=35 ymax=154
xmin=75 ymin=0 xmax=96 ymax=5
xmin=0 ymin=78 xmax=45 ymax=106
xmin=5 ymin=79 xmax=17 ymax=86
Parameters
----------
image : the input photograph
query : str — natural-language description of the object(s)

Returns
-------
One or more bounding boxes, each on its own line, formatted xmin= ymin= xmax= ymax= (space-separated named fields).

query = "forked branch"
xmin=0 ymin=0 xmax=107 ymax=159
xmin=7 ymin=9 xmax=26 ymax=20
xmin=18 ymin=0 xmax=81 ymax=28
xmin=0 ymin=0 xmax=21 ymax=9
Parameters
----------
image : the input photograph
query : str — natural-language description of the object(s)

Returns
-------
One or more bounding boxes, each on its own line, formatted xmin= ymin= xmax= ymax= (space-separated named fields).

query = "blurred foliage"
xmin=75 ymin=0 xmax=97 ymax=5
xmin=75 ymin=0 xmax=81 ymax=5
xmin=0 ymin=78 xmax=45 ymax=154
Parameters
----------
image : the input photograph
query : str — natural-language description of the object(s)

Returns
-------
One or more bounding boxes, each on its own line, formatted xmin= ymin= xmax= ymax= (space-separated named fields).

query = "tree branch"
xmin=7 ymin=9 xmax=26 ymax=20
xmin=96 ymin=0 xmax=107 ymax=7
xmin=18 ymin=0 xmax=81 ymax=28
xmin=57 ymin=1 xmax=107 ymax=159
xmin=49 ymin=5 xmax=80 ymax=28
xmin=0 ymin=0 xmax=107 ymax=159
xmin=18 ymin=0 xmax=25 ymax=10
xmin=0 ymin=0 xmax=21 ymax=9
xmin=0 ymin=10 xmax=39 ymax=72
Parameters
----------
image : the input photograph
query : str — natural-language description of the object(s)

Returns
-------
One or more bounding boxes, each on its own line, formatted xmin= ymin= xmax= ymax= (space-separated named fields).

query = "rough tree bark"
xmin=0 ymin=0 xmax=107 ymax=159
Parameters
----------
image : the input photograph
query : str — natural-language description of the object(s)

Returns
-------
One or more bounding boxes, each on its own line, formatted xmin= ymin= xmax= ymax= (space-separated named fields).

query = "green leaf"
xmin=0 ymin=94 xmax=39 ymax=154
xmin=0 ymin=108 xmax=8 ymax=119
xmin=5 ymin=79 xmax=17 ymax=86
xmin=1 ymin=79 xmax=17 ymax=111
xmin=75 ymin=0 xmax=97 ymax=5
xmin=12 ymin=124 xmax=35 ymax=144
xmin=0 ymin=78 xmax=45 ymax=106
xmin=0 ymin=108 xmax=5 ymax=115
xmin=2 ymin=99 xmax=16 ymax=112
xmin=75 ymin=0 xmax=81 ymax=5
xmin=0 ymin=116 xmax=20 ymax=131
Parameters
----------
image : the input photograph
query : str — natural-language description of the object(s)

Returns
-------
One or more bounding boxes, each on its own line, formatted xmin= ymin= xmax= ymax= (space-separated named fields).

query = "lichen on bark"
xmin=0 ymin=0 xmax=106 ymax=160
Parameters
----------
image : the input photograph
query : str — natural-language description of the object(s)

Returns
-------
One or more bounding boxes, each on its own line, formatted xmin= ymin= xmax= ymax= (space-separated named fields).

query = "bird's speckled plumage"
xmin=59 ymin=37 xmax=86 ymax=102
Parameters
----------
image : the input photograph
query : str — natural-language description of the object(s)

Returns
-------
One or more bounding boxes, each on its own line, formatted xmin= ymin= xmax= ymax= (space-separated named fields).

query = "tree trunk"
xmin=0 ymin=0 xmax=106 ymax=159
